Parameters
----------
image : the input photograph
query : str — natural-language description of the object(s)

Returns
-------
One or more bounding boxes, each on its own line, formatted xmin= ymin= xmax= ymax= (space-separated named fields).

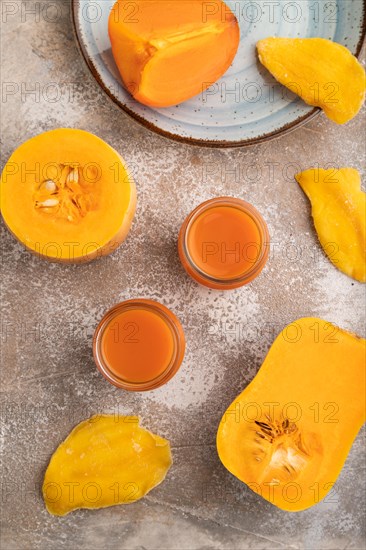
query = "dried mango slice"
xmin=295 ymin=168 xmax=366 ymax=282
xmin=257 ymin=38 xmax=366 ymax=124
xmin=42 ymin=415 xmax=172 ymax=516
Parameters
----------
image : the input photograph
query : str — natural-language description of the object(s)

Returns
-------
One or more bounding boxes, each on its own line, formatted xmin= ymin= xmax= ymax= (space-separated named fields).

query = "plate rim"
xmin=71 ymin=0 xmax=366 ymax=148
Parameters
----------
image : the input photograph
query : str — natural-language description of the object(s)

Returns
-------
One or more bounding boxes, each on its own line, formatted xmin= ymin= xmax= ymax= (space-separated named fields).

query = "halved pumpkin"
xmin=109 ymin=0 xmax=240 ymax=107
xmin=217 ymin=318 xmax=366 ymax=511
xmin=0 ymin=129 xmax=136 ymax=262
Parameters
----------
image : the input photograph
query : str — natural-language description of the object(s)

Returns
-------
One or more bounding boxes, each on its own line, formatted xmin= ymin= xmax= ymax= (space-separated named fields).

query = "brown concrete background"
xmin=1 ymin=1 xmax=365 ymax=549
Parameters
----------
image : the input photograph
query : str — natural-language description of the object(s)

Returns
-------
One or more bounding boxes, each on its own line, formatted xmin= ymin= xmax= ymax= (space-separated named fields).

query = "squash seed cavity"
xmin=34 ymin=164 xmax=95 ymax=222
xmin=252 ymin=416 xmax=316 ymax=482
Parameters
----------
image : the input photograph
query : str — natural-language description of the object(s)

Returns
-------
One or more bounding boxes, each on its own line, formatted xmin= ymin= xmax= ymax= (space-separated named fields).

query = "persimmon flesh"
xmin=109 ymin=0 xmax=240 ymax=107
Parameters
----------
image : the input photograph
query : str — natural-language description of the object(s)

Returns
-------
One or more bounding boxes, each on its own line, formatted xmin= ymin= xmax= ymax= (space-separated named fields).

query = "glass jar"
xmin=178 ymin=197 xmax=270 ymax=290
xmin=93 ymin=299 xmax=185 ymax=391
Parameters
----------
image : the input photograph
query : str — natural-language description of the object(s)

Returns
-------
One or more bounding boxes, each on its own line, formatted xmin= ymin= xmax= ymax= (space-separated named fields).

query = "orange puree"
xmin=187 ymin=205 xmax=262 ymax=279
xmin=102 ymin=309 xmax=174 ymax=383
xmin=178 ymin=197 xmax=270 ymax=290
xmin=94 ymin=299 xmax=185 ymax=390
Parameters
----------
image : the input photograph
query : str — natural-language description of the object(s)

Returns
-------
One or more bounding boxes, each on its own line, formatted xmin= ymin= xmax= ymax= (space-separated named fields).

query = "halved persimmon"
xmin=109 ymin=0 xmax=240 ymax=107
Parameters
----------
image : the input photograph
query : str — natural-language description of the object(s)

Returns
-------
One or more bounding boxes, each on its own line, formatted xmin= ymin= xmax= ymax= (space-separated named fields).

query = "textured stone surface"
xmin=1 ymin=2 xmax=365 ymax=549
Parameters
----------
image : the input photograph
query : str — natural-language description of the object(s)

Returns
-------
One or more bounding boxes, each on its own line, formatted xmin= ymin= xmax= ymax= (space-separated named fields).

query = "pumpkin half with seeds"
xmin=217 ymin=317 xmax=366 ymax=511
xmin=0 ymin=129 xmax=136 ymax=262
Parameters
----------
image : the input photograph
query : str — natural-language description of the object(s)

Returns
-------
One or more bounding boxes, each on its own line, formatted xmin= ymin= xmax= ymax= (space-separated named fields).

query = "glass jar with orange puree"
xmin=178 ymin=197 xmax=270 ymax=290
xmin=93 ymin=299 xmax=185 ymax=390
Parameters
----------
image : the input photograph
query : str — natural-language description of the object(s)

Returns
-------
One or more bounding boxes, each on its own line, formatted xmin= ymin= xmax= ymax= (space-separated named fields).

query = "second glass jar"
xmin=178 ymin=197 xmax=270 ymax=290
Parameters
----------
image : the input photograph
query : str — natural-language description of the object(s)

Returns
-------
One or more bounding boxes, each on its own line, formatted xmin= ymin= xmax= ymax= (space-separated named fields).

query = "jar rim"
xmin=181 ymin=197 xmax=270 ymax=288
xmin=93 ymin=299 xmax=185 ymax=391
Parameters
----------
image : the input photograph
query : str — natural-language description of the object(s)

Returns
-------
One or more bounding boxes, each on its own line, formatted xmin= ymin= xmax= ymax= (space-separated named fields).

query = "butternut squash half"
xmin=109 ymin=0 xmax=240 ymax=107
xmin=0 ymin=129 xmax=136 ymax=262
xmin=217 ymin=318 xmax=366 ymax=511
xmin=43 ymin=415 xmax=172 ymax=516
xmin=257 ymin=38 xmax=366 ymax=124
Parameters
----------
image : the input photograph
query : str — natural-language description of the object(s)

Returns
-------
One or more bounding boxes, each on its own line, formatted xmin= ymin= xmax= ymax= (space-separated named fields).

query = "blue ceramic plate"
xmin=72 ymin=0 xmax=365 ymax=147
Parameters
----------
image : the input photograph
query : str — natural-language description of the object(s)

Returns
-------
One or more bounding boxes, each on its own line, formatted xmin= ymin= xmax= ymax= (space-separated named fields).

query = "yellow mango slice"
xmin=257 ymin=38 xmax=366 ymax=124
xmin=295 ymin=168 xmax=366 ymax=282
xmin=42 ymin=415 xmax=172 ymax=516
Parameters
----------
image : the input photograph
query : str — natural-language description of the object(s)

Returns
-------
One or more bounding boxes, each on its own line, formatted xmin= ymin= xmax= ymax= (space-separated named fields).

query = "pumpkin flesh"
xmin=0 ymin=129 xmax=136 ymax=262
xmin=217 ymin=318 xmax=366 ymax=511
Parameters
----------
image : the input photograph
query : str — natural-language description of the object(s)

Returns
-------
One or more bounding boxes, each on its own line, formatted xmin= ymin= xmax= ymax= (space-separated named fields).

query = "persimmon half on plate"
xmin=109 ymin=0 xmax=240 ymax=108
xmin=72 ymin=0 xmax=365 ymax=146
